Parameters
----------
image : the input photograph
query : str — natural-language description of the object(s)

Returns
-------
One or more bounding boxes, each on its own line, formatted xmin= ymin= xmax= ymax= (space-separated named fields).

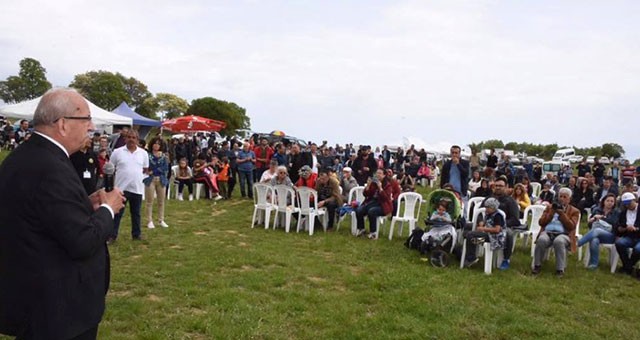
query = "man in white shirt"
xmin=110 ymin=129 xmax=149 ymax=241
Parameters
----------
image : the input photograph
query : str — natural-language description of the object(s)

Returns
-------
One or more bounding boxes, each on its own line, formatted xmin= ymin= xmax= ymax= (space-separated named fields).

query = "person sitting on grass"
xmin=531 ymin=187 xmax=580 ymax=277
xmin=578 ymin=193 xmax=619 ymax=270
xmin=463 ymin=197 xmax=506 ymax=268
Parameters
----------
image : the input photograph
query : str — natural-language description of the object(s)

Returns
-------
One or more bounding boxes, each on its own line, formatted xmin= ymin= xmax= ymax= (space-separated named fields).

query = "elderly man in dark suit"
xmin=0 ymin=88 xmax=125 ymax=340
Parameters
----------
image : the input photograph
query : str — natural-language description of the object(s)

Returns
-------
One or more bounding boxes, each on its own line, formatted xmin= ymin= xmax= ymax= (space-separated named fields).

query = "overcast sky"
xmin=1 ymin=1 xmax=639 ymax=158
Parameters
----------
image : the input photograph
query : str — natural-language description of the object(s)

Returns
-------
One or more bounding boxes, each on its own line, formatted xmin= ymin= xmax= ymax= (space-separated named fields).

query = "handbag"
xmin=592 ymin=219 xmax=612 ymax=233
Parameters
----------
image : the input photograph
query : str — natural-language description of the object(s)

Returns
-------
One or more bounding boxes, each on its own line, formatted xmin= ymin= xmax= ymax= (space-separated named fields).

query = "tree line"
xmin=468 ymin=139 xmax=626 ymax=160
xmin=0 ymin=58 xmax=250 ymax=136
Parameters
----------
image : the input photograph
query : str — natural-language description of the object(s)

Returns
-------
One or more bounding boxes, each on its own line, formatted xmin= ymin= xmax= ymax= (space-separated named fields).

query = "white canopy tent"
xmin=0 ymin=96 xmax=132 ymax=129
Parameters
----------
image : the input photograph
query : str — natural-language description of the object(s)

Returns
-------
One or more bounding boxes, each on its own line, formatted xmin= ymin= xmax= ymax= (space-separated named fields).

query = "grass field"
xmin=1 ymin=150 xmax=639 ymax=339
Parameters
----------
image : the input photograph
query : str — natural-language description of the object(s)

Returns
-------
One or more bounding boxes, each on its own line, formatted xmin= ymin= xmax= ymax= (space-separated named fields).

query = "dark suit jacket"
xmin=440 ymin=159 xmax=470 ymax=196
xmin=0 ymin=133 xmax=114 ymax=339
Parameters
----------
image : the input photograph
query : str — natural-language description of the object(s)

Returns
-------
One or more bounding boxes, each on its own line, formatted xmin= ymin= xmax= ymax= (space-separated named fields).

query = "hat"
xmin=343 ymin=167 xmax=352 ymax=173
xmin=484 ymin=197 xmax=500 ymax=210
xmin=621 ymin=192 xmax=636 ymax=204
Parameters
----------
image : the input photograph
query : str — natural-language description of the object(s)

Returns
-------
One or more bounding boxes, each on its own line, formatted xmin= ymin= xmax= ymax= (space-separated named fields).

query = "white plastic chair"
xmin=166 ymin=165 xmax=179 ymax=200
xmin=251 ymin=183 xmax=274 ymax=229
xmin=387 ymin=192 xmax=423 ymax=240
xmin=271 ymin=185 xmax=299 ymax=233
xmin=459 ymin=208 xmax=506 ymax=274
xmin=530 ymin=182 xmax=541 ymax=199
xmin=336 ymin=186 xmax=365 ymax=235
xmin=465 ymin=196 xmax=485 ymax=223
xmin=295 ymin=187 xmax=326 ymax=236
xmin=582 ymin=243 xmax=619 ymax=273
xmin=515 ymin=204 xmax=546 ymax=256
xmin=193 ymin=183 xmax=205 ymax=200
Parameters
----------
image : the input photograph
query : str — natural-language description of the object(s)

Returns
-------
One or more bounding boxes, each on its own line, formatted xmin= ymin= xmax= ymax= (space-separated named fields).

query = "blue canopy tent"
xmin=112 ymin=102 xmax=161 ymax=139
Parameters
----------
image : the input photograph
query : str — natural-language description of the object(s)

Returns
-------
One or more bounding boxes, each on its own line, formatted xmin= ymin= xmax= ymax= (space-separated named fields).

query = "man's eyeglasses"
xmin=63 ymin=116 xmax=92 ymax=121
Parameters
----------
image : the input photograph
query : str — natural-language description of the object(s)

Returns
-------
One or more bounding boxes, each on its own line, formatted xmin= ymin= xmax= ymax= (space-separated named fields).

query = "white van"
xmin=552 ymin=148 xmax=575 ymax=162
xmin=542 ymin=160 xmax=570 ymax=178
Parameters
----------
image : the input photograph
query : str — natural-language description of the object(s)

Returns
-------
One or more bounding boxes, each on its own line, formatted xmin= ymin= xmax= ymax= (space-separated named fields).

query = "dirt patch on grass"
xmin=193 ymin=231 xmax=208 ymax=235
xmin=307 ymin=276 xmax=327 ymax=283
xmin=147 ymin=294 xmax=162 ymax=302
xmin=240 ymin=265 xmax=255 ymax=271
xmin=238 ymin=242 xmax=249 ymax=247
xmin=225 ymin=230 xmax=239 ymax=234
xmin=229 ymin=200 xmax=245 ymax=206
xmin=211 ymin=209 xmax=227 ymax=217
xmin=109 ymin=290 xmax=132 ymax=298
xmin=348 ymin=266 xmax=362 ymax=276
xmin=131 ymin=255 xmax=142 ymax=260
xmin=170 ymin=245 xmax=183 ymax=249
xmin=188 ymin=307 xmax=207 ymax=316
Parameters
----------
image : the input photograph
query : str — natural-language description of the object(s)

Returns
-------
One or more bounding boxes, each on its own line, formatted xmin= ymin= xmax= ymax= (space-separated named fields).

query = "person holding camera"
xmin=532 ymin=187 xmax=580 ymax=277
xmin=355 ymin=169 xmax=393 ymax=239
xmin=577 ymin=193 xmax=619 ymax=269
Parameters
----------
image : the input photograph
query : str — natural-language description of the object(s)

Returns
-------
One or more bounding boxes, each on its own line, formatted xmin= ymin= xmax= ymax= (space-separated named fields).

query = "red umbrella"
xmin=162 ymin=115 xmax=226 ymax=132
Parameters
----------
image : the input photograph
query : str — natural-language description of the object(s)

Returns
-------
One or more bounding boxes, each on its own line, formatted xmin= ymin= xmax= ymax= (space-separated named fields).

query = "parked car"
xmin=599 ymin=156 xmax=611 ymax=165
xmin=586 ymin=156 xmax=596 ymax=164
xmin=525 ymin=156 xmax=544 ymax=164
xmin=569 ymin=155 xmax=584 ymax=163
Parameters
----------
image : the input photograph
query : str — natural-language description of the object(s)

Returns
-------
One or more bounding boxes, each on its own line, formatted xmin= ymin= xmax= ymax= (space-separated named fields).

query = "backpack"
xmin=404 ymin=228 xmax=425 ymax=250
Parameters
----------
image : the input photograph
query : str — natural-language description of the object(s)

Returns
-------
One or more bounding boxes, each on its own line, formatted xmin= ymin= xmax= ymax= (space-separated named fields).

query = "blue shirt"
xmin=545 ymin=213 xmax=565 ymax=233
xmin=237 ymin=150 xmax=255 ymax=172
xmin=449 ymin=164 xmax=461 ymax=194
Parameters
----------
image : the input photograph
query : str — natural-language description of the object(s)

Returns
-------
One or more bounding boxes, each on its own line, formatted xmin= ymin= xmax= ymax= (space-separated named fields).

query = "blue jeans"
xmin=238 ymin=170 xmax=254 ymax=198
xmin=113 ymin=191 xmax=142 ymax=239
xmin=356 ymin=201 xmax=384 ymax=233
xmin=578 ymin=228 xmax=615 ymax=267
xmin=615 ymin=236 xmax=640 ymax=271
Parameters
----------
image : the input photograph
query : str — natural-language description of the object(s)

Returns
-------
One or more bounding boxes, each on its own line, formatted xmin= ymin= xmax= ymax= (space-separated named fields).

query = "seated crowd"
xmin=4 ymin=124 xmax=640 ymax=278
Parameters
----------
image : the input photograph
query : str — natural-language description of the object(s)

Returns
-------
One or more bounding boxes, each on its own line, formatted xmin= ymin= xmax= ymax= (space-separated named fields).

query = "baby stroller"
xmin=420 ymin=189 xmax=463 ymax=267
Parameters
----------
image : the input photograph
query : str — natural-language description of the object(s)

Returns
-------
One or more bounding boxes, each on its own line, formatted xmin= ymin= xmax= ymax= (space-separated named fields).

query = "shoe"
xmin=531 ymin=265 xmax=541 ymax=275
xmin=367 ymin=232 xmax=378 ymax=240
xmin=464 ymin=258 xmax=479 ymax=268
xmin=355 ymin=229 xmax=366 ymax=237
xmin=556 ymin=270 xmax=565 ymax=278
xmin=617 ymin=267 xmax=633 ymax=276
xmin=159 ymin=220 xmax=169 ymax=228
xmin=147 ymin=221 xmax=155 ymax=229
xmin=499 ymin=259 xmax=510 ymax=270
xmin=132 ymin=235 xmax=144 ymax=241
xmin=213 ymin=195 xmax=223 ymax=201
xmin=189 ymin=194 xmax=193 ymax=201
xmin=587 ymin=264 xmax=598 ymax=271
xmin=178 ymin=194 xmax=184 ymax=201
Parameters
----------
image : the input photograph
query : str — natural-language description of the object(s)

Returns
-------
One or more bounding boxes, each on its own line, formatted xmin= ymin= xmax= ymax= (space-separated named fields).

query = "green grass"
xmin=1 ymin=153 xmax=639 ymax=338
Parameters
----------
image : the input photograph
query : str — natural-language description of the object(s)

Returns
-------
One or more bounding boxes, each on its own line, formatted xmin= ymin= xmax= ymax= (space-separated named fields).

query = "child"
xmin=463 ymin=197 xmax=506 ymax=268
xmin=217 ymin=156 xmax=230 ymax=199
xmin=430 ymin=202 xmax=452 ymax=224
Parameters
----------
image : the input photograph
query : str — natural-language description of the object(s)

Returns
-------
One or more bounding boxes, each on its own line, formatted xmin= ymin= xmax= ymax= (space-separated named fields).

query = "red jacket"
xmin=363 ymin=180 xmax=394 ymax=216
xmin=296 ymin=173 xmax=317 ymax=189
xmin=253 ymin=146 xmax=274 ymax=169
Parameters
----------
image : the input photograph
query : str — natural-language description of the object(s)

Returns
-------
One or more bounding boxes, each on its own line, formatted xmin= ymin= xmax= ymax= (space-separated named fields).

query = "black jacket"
xmin=0 ymin=133 xmax=114 ymax=339
xmin=616 ymin=204 xmax=640 ymax=238
xmin=440 ymin=159 xmax=470 ymax=196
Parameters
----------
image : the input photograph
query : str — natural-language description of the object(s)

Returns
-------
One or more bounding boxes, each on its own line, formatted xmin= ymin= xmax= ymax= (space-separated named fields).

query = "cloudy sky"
xmin=1 ymin=1 xmax=639 ymax=158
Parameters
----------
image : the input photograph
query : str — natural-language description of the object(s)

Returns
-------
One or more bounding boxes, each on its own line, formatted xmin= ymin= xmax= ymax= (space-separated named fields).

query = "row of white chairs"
xmin=251 ymin=183 xmax=425 ymax=239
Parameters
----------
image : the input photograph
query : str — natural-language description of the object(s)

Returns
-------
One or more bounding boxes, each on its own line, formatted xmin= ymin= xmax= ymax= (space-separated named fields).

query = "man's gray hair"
xmin=558 ymin=187 xmax=572 ymax=197
xmin=33 ymin=88 xmax=82 ymax=127
xmin=277 ymin=165 xmax=288 ymax=173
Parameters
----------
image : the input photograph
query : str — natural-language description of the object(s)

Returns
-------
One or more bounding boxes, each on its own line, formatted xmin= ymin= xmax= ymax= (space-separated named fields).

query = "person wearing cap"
xmin=614 ymin=192 xmax=640 ymax=275
xmin=340 ymin=167 xmax=358 ymax=202
xmin=463 ymin=197 xmax=506 ymax=268
xmin=532 ymin=187 xmax=580 ymax=277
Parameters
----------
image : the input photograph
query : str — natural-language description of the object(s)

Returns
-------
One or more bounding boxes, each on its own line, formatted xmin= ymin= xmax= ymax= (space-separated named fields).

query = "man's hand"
xmin=318 ymin=200 xmax=325 ymax=208
xmin=626 ymin=225 xmax=637 ymax=232
xmin=451 ymin=156 xmax=459 ymax=164
xmin=102 ymin=188 xmax=126 ymax=213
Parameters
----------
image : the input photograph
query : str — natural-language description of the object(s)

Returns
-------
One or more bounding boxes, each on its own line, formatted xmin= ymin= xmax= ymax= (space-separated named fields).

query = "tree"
xmin=69 ymin=71 xmax=129 ymax=110
xmin=116 ymin=73 xmax=152 ymax=112
xmin=601 ymin=143 xmax=624 ymax=159
xmin=187 ymin=97 xmax=250 ymax=136
xmin=141 ymin=93 xmax=190 ymax=119
xmin=0 ymin=58 xmax=52 ymax=103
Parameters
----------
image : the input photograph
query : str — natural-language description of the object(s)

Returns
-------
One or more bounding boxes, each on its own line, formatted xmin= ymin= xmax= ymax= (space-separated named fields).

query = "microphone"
xmin=103 ymin=162 xmax=115 ymax=192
